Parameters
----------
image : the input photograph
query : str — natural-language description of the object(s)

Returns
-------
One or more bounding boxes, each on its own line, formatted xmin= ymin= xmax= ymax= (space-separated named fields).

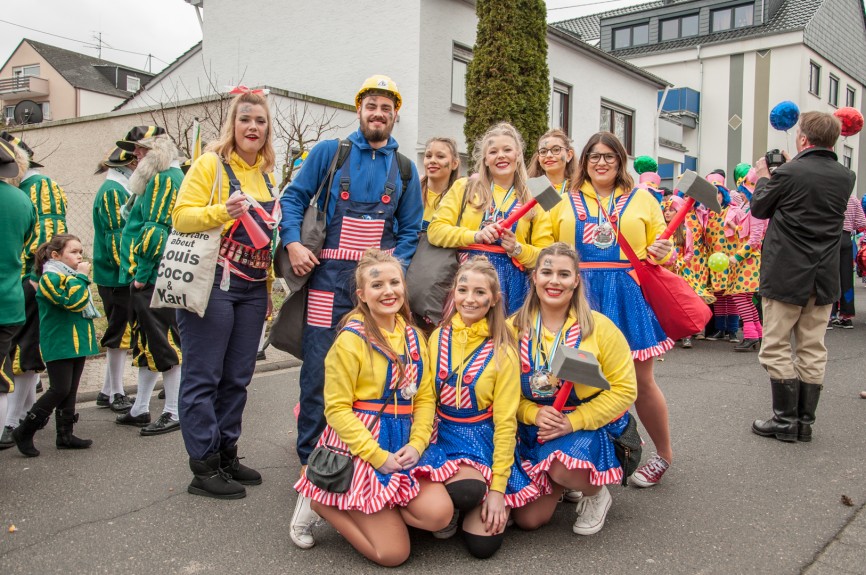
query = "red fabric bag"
xmin=616 ymin=232 xmax=712 ymax=342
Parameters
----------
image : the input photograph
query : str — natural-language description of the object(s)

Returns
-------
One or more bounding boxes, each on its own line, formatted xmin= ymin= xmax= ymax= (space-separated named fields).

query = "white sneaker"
xmin=572 ymin=486 xmax=612 ymax=536
xmin=563 ymin=489 xmax=583 ymax=503
xmin=432 ymin=510 xmax=460 ymax=539
xmin=290 ymin=494 xmax=319 ymax=549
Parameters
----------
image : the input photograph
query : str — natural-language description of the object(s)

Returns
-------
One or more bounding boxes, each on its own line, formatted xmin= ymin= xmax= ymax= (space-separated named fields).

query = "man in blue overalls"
xmin=279 ymin=75 xmax=423 ymax=549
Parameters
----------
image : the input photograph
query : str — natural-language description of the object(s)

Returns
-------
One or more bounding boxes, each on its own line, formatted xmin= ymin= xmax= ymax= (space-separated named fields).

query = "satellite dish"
xmin=13 ymin=100 xmax=43 ymax=125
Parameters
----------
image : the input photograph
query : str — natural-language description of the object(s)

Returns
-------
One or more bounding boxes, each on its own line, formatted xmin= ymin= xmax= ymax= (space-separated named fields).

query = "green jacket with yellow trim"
xmin=36 ymin=270 xmax=99 ymax=362
xmin=93 ymin=173 xmax=130 ymax=287
xmin=19 ymin=172 xmax=68 ymax=278
xmin=119 ymin=165 xmax=184 ymax=286
xmin=0 ymin=181 xmax=37 ymax=326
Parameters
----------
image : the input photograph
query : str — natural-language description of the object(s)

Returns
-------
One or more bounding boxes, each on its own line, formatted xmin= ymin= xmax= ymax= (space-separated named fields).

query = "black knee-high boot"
xmin=797 ymin=382 xmax=822 ymax=442
xmin=752 ymin=378 xmax=799 ymax=442
xmin=12 ymin=407 xmax=52 ymax=457
xmin=56 ymin=409 xmax=93 ymax=449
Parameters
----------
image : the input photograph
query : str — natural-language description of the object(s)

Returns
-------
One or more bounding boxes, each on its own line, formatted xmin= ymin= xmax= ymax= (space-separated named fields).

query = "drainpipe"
xmin=696 ymin=44 xmax=703 ymax=175
xmin=655 ymin=84 xmax=670 ymax=162
xmin=194 ymin=6 xmax=203 ymax=30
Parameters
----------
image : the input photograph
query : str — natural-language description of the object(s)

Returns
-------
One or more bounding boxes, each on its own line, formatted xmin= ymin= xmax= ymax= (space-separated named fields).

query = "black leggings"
xmin=32 ymin=357 xmax=86 ymax=414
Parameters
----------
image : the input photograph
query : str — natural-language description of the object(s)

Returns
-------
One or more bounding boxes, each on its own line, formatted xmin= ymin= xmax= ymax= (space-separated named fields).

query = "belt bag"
xmin=608 ymin=413 xmax=642 ymax=486
xmin=151 ymin=153 xmax=223 ymax=318
xmin=617 ymin=231 xmax=712 ymax=341
xmin=305 ymin=385 xmax=400 ymax=494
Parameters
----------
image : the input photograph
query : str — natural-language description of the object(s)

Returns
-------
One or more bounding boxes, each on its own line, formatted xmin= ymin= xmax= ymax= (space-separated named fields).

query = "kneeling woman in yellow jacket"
xmin=294 ymin=249 xmax=455 ymax=567
xmin=172 ymin=90 xmax=278 ymax=499
xmin=429 ymin=256 xmax=539 ymax=558
xmin=427 ymin=122 xmax=553 ymax=316
xmin=509 ymin=243 xmax=637 ymax=536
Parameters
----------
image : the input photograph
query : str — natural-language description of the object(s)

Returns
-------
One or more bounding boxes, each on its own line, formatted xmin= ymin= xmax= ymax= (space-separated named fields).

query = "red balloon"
xmin=834 ymin=107 xmax=864 ymax=137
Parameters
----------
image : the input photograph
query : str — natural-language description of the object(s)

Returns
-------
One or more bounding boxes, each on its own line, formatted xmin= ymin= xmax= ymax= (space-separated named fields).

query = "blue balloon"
xmin=770 ymin=101 xmax=800 ymax=131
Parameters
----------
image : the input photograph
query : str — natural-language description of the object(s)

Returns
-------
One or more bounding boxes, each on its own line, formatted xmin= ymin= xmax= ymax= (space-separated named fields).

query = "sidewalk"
xmin=49 ymin=345 xmax=301 ymax=403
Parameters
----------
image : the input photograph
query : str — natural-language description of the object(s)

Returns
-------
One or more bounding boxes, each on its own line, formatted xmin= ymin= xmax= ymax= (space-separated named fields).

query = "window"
xmin=829 ymin=75 xmax=839 ymax=107
xmin=40 ymin=102 xmax=50 ymax=121
xmin=12 ymin=64 xmax=40 ymax=77
xmin=552 ymin=81 xmax=571 ymax=135
xmin=613 ymin=23 xmax=649 ymax=49
xmin=451 ymin=43 xmax=472 ymax=109
xmin=4 ymin=105 xmax=14 ymax=121
xmin=600 ymin=102 xmax=634 ymax=155
xmin=711 ymin=3 xmax=754 ymax=32
xmin=660 ymin=14 xmax=699 ymax=41
xmin=126 ymin=76 xmax=141 ymax=92
xmin=843 ymin=146 xmax=853 ymax=169
xmin=809 ymin=61 xmax=821 ymax=96
xmin=847 ymin=86 xmax=856 ymax=107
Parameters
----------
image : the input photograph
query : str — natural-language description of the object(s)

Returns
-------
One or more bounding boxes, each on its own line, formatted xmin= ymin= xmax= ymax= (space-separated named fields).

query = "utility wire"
xmin=548 ymin=0 xmax=652 ymax=10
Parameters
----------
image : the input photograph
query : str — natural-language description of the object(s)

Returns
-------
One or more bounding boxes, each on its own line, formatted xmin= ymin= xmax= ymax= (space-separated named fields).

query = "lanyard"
xmin=486 ymin=184 xmax=515 ymax=222
xmin=595 ymin=189 xmax=617 ymax=227
xmin=533 ymin=313 xmax=565 ymax=371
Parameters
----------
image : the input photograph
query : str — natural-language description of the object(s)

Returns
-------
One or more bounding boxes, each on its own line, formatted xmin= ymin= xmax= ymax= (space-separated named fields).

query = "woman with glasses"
xmin=549 ymin=131 xmax=675 ymax=488
xmin=528 ymin=129 xmax=576 ymax=194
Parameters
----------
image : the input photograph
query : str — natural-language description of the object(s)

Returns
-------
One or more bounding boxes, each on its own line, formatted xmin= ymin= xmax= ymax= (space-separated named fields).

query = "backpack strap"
xmin=396 ymin=152 xmax=413 ymax=195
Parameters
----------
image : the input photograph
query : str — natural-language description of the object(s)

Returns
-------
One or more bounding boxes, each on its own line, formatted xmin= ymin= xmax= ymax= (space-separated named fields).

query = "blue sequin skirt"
xmin=434 ymin=416 xmax=540 ymax=508
xmin=581 ymin=266 xmax=673 ymax=359
xmin=517 ymin=412 xmax=630 ymax=490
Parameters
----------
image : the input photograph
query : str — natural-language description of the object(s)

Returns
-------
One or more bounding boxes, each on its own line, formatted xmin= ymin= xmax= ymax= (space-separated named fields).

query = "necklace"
xmin=529 ymin=312 xmax=564 ymax=398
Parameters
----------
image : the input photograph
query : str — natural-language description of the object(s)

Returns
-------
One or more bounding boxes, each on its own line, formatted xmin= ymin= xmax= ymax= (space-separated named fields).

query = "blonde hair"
xmin=513 ymin=242 xmax=595 ymax=338
xmin=466 ymin=122 xmax=534 ymax=219
xmin=206 ymin=92 xmax=275 ymax=173
xmin=421 ymin=137 xmax=460 ymax=210
xmin=443 ymin=256 xmax=516 ymax=364
xmin=527 ymin=129 xmax=576 ymax=182
xmin=339 ymin=249 xmax=416 ymax=382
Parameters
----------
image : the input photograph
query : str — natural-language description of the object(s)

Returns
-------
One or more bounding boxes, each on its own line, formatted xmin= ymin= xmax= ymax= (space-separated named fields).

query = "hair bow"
xmin=226 ymin=85 xmax=270 ymax=96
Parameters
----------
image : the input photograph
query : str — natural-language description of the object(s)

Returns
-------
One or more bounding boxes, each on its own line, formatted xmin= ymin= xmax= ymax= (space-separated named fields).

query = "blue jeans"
xmin=177 ymin=273 xmax=267 ymax=460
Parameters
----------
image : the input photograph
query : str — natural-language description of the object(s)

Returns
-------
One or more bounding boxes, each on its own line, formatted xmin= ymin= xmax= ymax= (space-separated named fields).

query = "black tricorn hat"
xmin=0 ymin=131 xmax=43 ymax=168
xmin=0 ymin=139 xmax=20 ymax=179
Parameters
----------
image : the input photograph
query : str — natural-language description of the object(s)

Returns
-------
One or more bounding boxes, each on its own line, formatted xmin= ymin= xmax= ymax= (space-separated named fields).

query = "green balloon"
xmin=708 ymin=252 xmax=729 ymax=272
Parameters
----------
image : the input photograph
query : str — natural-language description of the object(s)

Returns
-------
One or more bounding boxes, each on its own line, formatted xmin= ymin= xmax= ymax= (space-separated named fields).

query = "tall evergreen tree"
xmin=464 ymin=0 xmax=550 ymax=163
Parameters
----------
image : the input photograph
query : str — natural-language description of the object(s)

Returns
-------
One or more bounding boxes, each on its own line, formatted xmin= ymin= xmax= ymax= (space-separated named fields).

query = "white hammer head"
xmin=527 ymin=176 xmax=563 ymax=211
xmin=677 ymin=170 xmax=722 ymax=213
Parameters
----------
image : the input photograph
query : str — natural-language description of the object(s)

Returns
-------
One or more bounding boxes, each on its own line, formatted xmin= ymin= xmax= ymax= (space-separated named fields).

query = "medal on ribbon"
xmin=593 ymin=191 xmax=618 ymax=249
xmin=530 ymin=314 xmax=564 ymax=399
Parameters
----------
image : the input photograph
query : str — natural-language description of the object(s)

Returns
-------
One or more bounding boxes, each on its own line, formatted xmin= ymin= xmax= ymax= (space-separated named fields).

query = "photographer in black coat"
xmin=750 ymin=111 xmax=856 ymax=443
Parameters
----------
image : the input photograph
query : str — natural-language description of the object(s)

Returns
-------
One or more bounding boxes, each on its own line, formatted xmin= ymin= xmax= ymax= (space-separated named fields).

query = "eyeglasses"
xmin=588 ymin=153 xmax=618 ymax=164
xmin=538 ymin=146 xmax=566 ymax=157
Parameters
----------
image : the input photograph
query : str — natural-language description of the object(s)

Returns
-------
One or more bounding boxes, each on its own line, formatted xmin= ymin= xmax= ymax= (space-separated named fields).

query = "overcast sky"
xmin=0 ymin=0 xmax=653 ymax=74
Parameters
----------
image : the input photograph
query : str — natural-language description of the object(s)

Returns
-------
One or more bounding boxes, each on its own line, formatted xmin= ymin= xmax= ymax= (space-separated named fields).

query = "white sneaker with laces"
xmin=433 ymin=510 xmax=460 ymax=539
xmin=572 ymin=486 xmax=611 ymax=535
xmin=630 ymin=453 xmax=670 ymax=488
xmin=290 ymin=494 xmax=319 ymax=549
xmin=563 ymin=489 xmax=583 ymax=503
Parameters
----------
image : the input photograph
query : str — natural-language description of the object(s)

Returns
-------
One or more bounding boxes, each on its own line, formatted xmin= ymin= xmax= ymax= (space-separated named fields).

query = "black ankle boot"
xmin=797 ymin=382 xmax=822 ymax=442
xmin=12 ymin=407 xmax=51 ymax=457
xmin=220 ymin=446 xmax=262 ymax=485
xmin=752 ymin=378 xmax=799 ymax=442
xmin=188 ymin=453 xmax=246 ymax=499
xmin=734 ymin=338 xmax=761 ymax=352
xmin=55 ymin=410 xmax=93 ymax=450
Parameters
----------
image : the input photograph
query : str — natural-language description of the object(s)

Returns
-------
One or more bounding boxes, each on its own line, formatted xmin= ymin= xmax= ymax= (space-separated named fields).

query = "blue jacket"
xmin=279 ymin=129 xmax=423 ymax=267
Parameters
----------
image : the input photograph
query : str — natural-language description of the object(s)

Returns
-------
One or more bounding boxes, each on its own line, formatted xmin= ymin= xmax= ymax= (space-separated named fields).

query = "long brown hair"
xmin=570 ymin=131 xmax=634 ymax=195
xmin=339 ymin=249 xmax=416 ymax=384
xmin=513 ymin=242 xmax=595 ymax=338
xmin=206 ymin=91 xmax=275 ymax=173
xmin=33 ymin=234 xmax=80 ymax=278
xmin=527 ymin=129 xmax=576 ymax=183
xmin=420 ymin=137 xmax=460 ymax=211
xmin=443 ymin=256 xmax=516 ymax=365
xmin=465 ymin=122 xmax=535 ymax=219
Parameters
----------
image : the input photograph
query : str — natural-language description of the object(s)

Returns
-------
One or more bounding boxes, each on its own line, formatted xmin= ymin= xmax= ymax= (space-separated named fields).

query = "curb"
xmin=75 ymin=357 xmax=302 ymax=403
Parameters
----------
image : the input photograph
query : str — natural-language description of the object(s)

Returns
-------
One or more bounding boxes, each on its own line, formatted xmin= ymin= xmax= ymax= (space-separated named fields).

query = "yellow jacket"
xmin=551 ymin=182 xmax=670 ymax=264
xmin=427 ymin=177 xmax=554 ymax=268
xmin=172 ymin=151 xmax=276 ymax=234
xmin=324 ymin=315 xmax=435 ymax=469
xmin=429 ymin=316 xmax=520 ymax=493
xmin=510 ymin=310 xmax=637 ymax=431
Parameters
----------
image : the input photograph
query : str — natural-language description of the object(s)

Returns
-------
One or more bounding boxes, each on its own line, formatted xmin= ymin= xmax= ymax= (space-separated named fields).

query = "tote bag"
xmin=617 ymin=232 xmax=712 ymax=342
xmin=151 ymin=154 xmax=223 ymax=318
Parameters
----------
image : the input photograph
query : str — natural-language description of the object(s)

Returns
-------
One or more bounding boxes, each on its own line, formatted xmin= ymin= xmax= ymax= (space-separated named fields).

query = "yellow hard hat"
xmin=355 ymin=75 xmax=402 ymax=111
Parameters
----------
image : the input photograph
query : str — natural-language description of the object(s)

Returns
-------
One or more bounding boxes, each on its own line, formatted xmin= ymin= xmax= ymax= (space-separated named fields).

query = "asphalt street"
xmin=1 ymin=291 xmax=865 ymax=574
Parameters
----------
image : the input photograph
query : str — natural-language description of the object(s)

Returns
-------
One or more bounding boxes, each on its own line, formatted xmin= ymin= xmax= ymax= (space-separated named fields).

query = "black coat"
xmin=751 ymin=147 xmax=856 ymax=306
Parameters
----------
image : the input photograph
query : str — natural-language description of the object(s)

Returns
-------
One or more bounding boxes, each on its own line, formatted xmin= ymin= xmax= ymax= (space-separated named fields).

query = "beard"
xmin=360 ymin=116 xmax=394 ymax=143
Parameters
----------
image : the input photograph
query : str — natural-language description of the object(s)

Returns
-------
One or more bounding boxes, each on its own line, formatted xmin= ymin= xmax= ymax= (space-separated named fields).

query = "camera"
xmin=765 ymin=149 xmax=786 ymax=173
